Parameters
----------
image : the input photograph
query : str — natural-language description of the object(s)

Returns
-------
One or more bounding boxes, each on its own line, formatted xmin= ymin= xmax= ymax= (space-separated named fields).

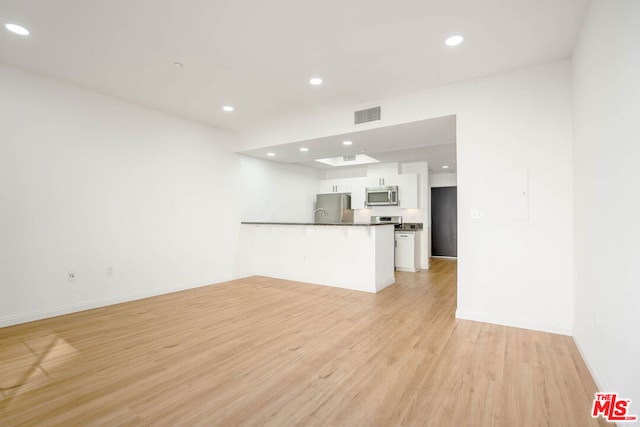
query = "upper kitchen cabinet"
xmin=319 ymin=178 xmax=352 ymax=194
xmin=320 ymin=171 xmax=419 ymax=209
xmin=396 ymin=173 xmax=419 ymax=208
xmin=369 ymin=176 xmax=392 ymax=186
xmin=350 ymin=177 xmax=369 ymax=209
xmin=366 ymin=163 xmax=402 ymax=188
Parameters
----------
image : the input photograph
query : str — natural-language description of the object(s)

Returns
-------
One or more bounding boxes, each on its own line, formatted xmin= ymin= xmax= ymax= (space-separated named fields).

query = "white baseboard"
xmin=376 ymin=277 xmax=396 ymax=292
xmin=0 ymin=280 xmax=226 ymax=328
xmin=573 ymin=337 xmax=610 ymax=394
xmin=455 ymin=309 xmax=572 ymax=336
xmin=395 ymin=267 xmax=419 ymax=272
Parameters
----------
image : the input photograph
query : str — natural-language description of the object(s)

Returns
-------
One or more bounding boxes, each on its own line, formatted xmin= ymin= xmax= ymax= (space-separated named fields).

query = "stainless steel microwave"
xmin=365 ymin=186 xmax=399 ymax=206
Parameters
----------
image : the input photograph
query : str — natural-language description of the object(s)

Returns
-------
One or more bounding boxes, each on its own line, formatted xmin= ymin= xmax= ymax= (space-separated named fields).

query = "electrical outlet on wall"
xmin=106 ymin=266 xmax=114 ymax=277
xmin=68 ymin=271 xmax=76 ymax=281
xmin=595 ymin=307 xmax=600 ymax=327
xmin=470 ymin=208 xmax=483 ymax=219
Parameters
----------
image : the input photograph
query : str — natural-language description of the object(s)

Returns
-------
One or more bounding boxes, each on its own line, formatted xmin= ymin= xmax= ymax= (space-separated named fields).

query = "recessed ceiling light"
xmin=342 ymin=140 xmax=353 ymax=146
xmin=173 ymin=62 xmax=184 ymax=69
xmin=309 ymin=77 xmax=323 ymax=86
xmin=222 ymin=105 xmax=234 ymax=112
xmin=445 ymin=35 xmax=464 ymax=47
xmin=5 ymin=23 xmax=30 ymax=36
xmin=442 ymin=165 xmax=450 ymax=169
xmin=267 ymin=153 xmax=275 ymax=157
xmin=300 ymin=147 xmax=309 ymax=152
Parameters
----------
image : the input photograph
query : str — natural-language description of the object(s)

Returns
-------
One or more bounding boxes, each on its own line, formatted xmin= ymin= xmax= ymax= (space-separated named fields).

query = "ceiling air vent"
xmin=354 ymin=106 xmax=381 ymax=125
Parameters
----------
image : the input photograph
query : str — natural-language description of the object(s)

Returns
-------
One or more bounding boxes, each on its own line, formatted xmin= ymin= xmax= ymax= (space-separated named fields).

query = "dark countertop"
xmin=396 ymin=223 xmax=424 ymax=231
xmin=241 ymin=222 xmax=392 ymax=226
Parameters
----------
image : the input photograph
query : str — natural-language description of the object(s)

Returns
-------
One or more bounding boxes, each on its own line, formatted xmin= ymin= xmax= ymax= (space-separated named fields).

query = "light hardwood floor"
xmin=1 ymin=259 xmax=606 ymax=426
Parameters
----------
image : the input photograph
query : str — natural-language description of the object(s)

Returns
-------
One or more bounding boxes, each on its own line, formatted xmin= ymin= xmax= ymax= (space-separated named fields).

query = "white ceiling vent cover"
xmin=354 ymin=106 xmax=381 ymax=124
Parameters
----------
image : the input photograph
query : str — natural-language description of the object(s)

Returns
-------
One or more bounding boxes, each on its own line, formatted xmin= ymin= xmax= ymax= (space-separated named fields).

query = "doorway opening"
xmin=431 ymin=186 xmax=457 ymax=258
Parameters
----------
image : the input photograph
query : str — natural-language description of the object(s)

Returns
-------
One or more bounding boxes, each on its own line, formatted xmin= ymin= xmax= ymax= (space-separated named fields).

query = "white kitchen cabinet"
xmin=319 ymin=178 xmax=352 ymax=194
xmin=395 ymin=230 xmax=421 ymax=272
xmin=368 ymin=176 xmax=392 ymax=186
xmin=366 ymin=163 xmax=401 ymax=186
xmin=350 ymin=177 xmax=368 ymax=209
xmin=396 ymin=173 xmax=419 ymax=208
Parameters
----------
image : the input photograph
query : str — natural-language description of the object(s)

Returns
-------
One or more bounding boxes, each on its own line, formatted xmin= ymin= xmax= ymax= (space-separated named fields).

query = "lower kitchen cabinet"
xmin=394 ymin=230 xmax=421 ymax=272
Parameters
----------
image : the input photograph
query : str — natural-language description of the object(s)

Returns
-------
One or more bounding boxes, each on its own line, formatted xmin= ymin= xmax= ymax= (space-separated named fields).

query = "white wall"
xmin=240 ymin=59 xmax=575 ymax=335
xmin=572 ymin=0 xmax=640 ymax=402
xmin=430 ymin=172 xmax=457 ymax=187
xmin=0 ymin=64 xmax=242 ymax=326
xmin=239 ymin=156 xmax=321 ymax=223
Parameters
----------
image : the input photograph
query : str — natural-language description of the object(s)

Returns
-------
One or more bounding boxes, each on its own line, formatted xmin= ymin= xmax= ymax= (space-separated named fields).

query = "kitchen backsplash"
xmin=353 ymin=206 xmax=423 ymax=224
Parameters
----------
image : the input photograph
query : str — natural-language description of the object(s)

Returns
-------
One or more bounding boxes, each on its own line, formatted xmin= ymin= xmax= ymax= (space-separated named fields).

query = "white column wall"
xmin=401 ymin=162 xmax=430 ymax=269
xmin=572 ymin=0 xmax=640 ymax=402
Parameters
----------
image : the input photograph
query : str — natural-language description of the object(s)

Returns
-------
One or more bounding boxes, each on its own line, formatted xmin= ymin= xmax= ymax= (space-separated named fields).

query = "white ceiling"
xmin=241 ymin=115 xmax=457 ymax=171
xmin=0 ymin=0 xmax=589 ymax=134
xmin=1 ymin=1 xmax=588 ymax=172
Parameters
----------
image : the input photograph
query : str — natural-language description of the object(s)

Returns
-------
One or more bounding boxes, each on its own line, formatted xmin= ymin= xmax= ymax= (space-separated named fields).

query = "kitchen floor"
xmin=0 ymin=259 xmax=605 ymax=426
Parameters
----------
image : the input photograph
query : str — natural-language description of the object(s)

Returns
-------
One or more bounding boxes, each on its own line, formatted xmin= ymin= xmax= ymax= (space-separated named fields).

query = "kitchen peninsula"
xmin=240 ymin=222 xmax=395 ymax=293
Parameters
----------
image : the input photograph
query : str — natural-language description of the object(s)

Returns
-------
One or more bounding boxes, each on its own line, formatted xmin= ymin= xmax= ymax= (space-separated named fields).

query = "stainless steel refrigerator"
xmin=314 ymin=193 xmax=354 ymax=224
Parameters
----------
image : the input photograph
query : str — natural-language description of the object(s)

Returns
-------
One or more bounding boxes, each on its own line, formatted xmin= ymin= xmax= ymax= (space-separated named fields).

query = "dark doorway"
xmin=431 ymin=186 xmax=457 ymax=257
